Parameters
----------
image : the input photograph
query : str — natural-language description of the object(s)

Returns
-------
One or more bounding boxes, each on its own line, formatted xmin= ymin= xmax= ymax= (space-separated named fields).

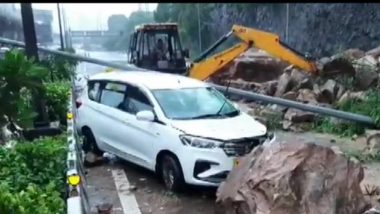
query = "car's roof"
xmin=89 ymin=70 xmax=209 ymax=90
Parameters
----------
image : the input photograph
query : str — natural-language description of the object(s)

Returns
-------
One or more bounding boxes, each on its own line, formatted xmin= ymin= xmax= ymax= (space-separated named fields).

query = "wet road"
xmin=120 ymin=160 xmax=217 ymax=214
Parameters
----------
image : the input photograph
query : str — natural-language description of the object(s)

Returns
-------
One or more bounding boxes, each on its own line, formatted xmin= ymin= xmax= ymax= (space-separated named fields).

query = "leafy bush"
xmin=44 ymin=81 xmax=71 ymax=122
xmin=314 ymin=89 xmax=380 ymax=137
xmin=40 ymin=48 xmax=78 ymax=82
xmin=0 ymin=49 xmax=48 ymax=128
xmin=0 ymin=135 xmax=67 ymax=213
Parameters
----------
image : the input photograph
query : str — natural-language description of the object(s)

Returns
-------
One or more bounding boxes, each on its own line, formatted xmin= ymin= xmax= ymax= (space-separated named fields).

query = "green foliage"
xmin=313 ymin=118 xmax=365 ymax=138
xmin=154 ymin=3 xmax=216 ymax=57
xmin=108 ymin=14 xmax=128 ymax=32
xmin=40 ymin=48 xmax=78 ymax=82
xmin=0 ymin=135 xmax=67 ymax=213
xmin=314 ymin=89 xmax=380 ymax=137
xmin=44 ymin=81 xmax=70 ymax=122
xmin=0 ymin=49 xmax=48 ymax=127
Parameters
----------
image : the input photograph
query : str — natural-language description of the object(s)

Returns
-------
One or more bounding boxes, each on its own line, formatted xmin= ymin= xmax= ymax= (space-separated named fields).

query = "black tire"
xmin=82 ymin=128 xmax=104 ymax=156
xmin=159 ymin=155 xmax=185 ymax=192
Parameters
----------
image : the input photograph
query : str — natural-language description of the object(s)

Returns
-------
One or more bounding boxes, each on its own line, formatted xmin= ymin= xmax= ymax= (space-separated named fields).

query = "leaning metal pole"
xmin=0 ymin=37 xmax=144 ymax=72
xmin=0 ymin=36 xmax=376 ymax=127
xmin=57 ymin=3 xmax=65 ymax=50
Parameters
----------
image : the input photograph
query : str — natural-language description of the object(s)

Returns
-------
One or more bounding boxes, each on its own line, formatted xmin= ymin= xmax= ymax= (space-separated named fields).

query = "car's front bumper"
xmin=178 ymin=134 xmax=277 ymax=187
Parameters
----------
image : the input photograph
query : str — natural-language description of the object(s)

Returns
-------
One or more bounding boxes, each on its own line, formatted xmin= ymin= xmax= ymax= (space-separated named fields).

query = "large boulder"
xmin=216 ymin=141 xmax=370 ymax=214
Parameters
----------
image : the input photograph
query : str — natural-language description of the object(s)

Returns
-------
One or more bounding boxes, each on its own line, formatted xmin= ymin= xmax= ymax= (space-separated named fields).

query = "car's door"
xmin=122 ymin=84 xmax=162 ymax=170
xmin=95 ymin=81 xmax=134 ymax=157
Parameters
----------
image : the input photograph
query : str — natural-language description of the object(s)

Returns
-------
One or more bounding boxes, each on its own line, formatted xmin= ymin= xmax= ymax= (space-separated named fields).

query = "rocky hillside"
xmin=208 ymin=3 xmax=380 ymax=58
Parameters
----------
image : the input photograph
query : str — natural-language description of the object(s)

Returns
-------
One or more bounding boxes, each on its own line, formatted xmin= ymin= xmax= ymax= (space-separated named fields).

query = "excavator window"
xmin=128 ymin=25 xmax=188 ymax=73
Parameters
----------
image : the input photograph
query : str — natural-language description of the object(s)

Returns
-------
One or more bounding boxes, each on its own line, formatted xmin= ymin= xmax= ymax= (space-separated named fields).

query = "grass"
xmin=314 ymin=89 xmax=380 ymax=137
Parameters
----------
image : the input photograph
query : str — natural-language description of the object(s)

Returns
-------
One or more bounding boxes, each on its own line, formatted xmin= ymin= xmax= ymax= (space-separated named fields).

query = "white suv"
xmin=75 ymin=71 xmax=275 ymax=192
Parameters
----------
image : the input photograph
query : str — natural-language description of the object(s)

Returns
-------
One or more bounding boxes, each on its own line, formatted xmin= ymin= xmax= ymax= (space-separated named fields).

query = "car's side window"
xmin=88 ymin=81 xmax=101 ymax=102
xmin=99 ymin=82 xmax=127 ymax=109
xmin=125 ymin=85 xmax=153 ymax=115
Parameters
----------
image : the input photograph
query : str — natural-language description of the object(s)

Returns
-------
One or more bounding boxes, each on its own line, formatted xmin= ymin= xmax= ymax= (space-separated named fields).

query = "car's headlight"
xmin=179 ymin=135 xmax=222 ymax=149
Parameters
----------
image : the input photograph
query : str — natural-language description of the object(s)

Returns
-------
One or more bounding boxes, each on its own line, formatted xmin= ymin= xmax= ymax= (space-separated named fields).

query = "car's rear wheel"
xmin=82 ymin=128 xmax=103 ymax=156
xmin=160 ymin=155 xmax=185 ymax=192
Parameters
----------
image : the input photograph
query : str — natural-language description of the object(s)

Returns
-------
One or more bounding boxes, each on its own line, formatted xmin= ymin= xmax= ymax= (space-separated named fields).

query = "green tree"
xmin=103 ymin=11 xmax=154 ymax=51
xmin=108 ymin=14 xmax=128 ymax=32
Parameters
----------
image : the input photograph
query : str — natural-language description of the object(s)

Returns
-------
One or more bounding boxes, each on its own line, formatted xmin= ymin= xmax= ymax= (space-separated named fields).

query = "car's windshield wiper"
xmin=189 ymin=114 xmax=221 ymax=119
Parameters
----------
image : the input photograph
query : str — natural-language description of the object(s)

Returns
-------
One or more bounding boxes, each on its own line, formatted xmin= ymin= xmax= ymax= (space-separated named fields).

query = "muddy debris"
xmin=216 ymin=141 xmax=370 ymax=214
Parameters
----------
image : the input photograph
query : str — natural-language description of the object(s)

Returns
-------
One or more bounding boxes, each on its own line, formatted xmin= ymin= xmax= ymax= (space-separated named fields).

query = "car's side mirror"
xmin=136 ymin=110 xmax=155 ymax=122
xmin=183 ymin=49 xmax=189 ymax=58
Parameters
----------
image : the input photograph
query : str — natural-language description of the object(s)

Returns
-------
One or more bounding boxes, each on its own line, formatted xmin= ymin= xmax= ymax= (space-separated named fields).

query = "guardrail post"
xmin=66 ymin=90 xmax=90 ymax=214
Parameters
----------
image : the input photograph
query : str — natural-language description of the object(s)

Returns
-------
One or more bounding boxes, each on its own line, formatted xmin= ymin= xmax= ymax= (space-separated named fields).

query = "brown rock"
xmin=297 ymin=89 xmax=318 ymax=104
xmin=342 ymin=48 xmax=366 ymax=60
xmin=281 ymin=91 xmax=298 ymax=101
xmin=365 ymin=130 xmax=380 ymax=156
xmin=320 ymin=79 xmax=338 ymax=104
xmin=322 ymin=58 xmax=356 ymax=78
xmin=282 ymin=121 xmax=312 ymax=132
xmin=313 ymin=83 xmax=321 ymax=96
xmin=338 ymin=91 xmax=367 ymax=105
xmin=274 ymin=72 xmax=292 ymax=97
xmin=336 ymin=83 xmax=346 ymax=100
xmin=366 ymin=46 xmax=380 ymax=58
xmin=290 ymin=68 xmax=309 ymax=84
xmin=297 ymin=78 xmax=314 ymax=90
xmin=216 ymin=141 xmax=369 ymax=214
xmin=260 ymin=80 xmax=278 ymax=96
xmin=355 ymin=68 xmax=378 ymax=90
xmin=232 ymin=56 xmax=289 ymax=83
xmin=228 ymin=79 xmax=262 ymax=91
xmin=282 ymin=120 xmax=292 ymax=130
xmin=284 ymin=108 xmax=315 ymax=123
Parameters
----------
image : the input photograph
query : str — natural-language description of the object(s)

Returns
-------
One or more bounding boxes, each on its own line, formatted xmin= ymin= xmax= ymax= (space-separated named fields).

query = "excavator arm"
xmin=188 ymin=25 xmax=318 ymax=81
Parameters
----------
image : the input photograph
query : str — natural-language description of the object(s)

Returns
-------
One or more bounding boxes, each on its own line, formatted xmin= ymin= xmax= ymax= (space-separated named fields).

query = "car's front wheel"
xmin=82 ymin=128 xmax=104 ymax=156
xmin=160 ymin=155 xmax=185 ymax=192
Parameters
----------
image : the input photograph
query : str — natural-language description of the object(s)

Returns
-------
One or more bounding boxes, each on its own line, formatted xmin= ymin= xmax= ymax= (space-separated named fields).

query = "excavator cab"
xmin=128 ymin=23 xmax=189 ymax=74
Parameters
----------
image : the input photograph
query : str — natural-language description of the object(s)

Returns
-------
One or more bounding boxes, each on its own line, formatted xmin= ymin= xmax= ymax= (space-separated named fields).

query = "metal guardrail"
xmin=66 ymin=92 xmax=90 ymax=214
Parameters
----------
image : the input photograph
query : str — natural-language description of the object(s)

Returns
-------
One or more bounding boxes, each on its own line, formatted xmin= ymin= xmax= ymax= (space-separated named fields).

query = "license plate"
xmin=233 ymin=158 xmax=240 ymax=167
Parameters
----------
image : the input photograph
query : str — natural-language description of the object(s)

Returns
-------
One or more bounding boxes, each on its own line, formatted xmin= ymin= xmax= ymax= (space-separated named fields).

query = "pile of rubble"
xmin=211 ymin=47 xmax=380 ymax=132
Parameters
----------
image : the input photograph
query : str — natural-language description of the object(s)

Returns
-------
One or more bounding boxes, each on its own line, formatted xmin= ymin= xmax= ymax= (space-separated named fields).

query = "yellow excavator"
xmin=127 ymin=23 xmax=319 ymax=80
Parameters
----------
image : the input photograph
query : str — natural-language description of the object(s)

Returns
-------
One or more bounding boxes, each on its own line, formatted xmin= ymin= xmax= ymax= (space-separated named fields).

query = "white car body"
xmin=75 ymin=71 xmax=276 ymax=187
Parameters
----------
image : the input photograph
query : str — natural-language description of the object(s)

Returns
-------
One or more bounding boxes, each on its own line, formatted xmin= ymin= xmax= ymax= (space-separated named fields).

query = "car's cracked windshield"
xmin=152 ymin=87 xmax=239 ymax=120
